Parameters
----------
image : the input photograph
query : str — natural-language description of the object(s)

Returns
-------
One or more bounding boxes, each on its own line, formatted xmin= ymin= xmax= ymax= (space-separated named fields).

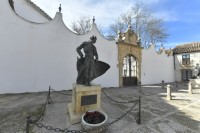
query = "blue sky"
xmin=31 ymin=0 xmax=200 ymax=49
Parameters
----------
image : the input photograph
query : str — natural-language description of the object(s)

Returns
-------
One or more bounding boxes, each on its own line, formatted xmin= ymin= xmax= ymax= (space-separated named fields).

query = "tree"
xmin=108 ymin=1 xmax=169 ymax=48
xmin=143 ymin=18 xmax=168 ymax=47
xmin=71 ymin=16 xmax=92 ymax=34
xmin=106 ymin=18 xmax=126 ymax=40
xmin=71 ymin=16 xmax=102 ymax=35
xmin=71 ymin=2 xmax=168 ymax=48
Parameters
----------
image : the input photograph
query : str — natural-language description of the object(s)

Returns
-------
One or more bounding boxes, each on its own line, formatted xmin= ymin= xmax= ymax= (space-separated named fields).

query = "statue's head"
xmin=90 ymin=36 xmax=97 ymax=43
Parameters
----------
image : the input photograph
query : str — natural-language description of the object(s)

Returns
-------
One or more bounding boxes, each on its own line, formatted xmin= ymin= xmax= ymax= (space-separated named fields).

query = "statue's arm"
xmin=76 ymin=43 xmax=84 ymax=58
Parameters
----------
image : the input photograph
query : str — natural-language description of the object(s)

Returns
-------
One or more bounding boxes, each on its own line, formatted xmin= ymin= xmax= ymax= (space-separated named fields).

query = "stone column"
xmin=188 ymin=81 xmax=193 ymax=94
xmin=167 ymin=84 xmax=172 ymax=100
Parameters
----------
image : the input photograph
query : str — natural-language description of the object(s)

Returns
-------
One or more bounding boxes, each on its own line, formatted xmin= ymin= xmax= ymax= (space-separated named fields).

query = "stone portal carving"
xmin=117 ymin=27 xmax=142 ymax=87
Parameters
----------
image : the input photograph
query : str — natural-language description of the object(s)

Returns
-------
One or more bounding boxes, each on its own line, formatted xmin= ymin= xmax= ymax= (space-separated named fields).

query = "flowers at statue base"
xmin=83 ymin=111 xmax=105 ymax=124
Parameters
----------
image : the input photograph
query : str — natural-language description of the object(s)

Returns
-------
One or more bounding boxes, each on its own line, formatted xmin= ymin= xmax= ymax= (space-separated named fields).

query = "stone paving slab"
xmin=149 ymin=119 xmax=197 ymax=133
xmin=143 ymin=102 xmax=176 ymax=116
xmin=0 ymin=83 xmax=200 ymax=133
xmin=166 ymin=109 xmax=200 ymax=132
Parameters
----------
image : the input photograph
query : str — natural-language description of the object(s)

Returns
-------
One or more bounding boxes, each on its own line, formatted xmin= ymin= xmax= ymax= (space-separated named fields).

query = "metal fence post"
xmin=162 ymin=80 xmax=165 ymax=89
xmin=175 ymin=81 xmax=178 ymax=88
xmin=48 ymin=86 xmax=52 ymax=104
xmin=138 ymin=96 xmax=141 ymax=124
xmin=138 ymin=81 xmax=141 ymax=96
xmin=26 ymin=114 xmax=31 ymax=133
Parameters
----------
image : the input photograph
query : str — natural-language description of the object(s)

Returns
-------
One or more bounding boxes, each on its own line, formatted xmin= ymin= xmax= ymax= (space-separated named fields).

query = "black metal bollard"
xmin=162 ymin=80 xmax=165 ymax=89
xmin=135 ymin=96 xmax=141 ymax=124
xmin=138 ymin=81 xmax=142 ymax=96
xmin=48 ymin=86 xmax=51 ymax=104
xmin=138 ymin=96 xmax=141 ymax=124
xmin=26 ymin=114 xmax=31 ymax=133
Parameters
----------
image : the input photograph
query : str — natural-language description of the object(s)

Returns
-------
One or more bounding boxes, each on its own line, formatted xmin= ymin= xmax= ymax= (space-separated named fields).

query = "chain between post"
xmin=50 ymin=88 xmax=72 ymax=96
xmin=26 ymin=87 xmax=141 ymax=133
xmin=32 ymin=100 xmax=139 ymax=133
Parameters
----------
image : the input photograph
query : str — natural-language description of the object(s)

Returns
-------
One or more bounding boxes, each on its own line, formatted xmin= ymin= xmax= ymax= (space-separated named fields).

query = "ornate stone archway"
xmin=117 ymin=27 xmax=142 ymax=87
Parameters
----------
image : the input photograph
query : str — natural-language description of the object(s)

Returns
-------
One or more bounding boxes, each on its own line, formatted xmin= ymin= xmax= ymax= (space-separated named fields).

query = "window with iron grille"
xmin=122 ymin=55 xmax=137 ymax=77
xmin=182 ymin=54 xmax=190 ymax=65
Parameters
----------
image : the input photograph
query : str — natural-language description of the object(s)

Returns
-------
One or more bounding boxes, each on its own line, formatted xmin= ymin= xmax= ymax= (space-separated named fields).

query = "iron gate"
xmin=123 ymin=55 xmax=137 ymax=86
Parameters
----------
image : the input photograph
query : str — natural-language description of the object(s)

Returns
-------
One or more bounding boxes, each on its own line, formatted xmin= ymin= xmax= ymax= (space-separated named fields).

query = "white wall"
xmin=141 ymin=45 xmax=175 ymax=85
xmin=13 ymin=0 xmax=50 ymax=23
xmin=0 ymin=0 xmax=119 ymax=94
xmin=0 ymin=0 xmax=177 ymax=93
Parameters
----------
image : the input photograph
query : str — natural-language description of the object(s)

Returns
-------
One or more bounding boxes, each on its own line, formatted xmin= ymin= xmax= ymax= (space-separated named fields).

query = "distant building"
xmin=173 ymin=42 xmax=200 ymax=81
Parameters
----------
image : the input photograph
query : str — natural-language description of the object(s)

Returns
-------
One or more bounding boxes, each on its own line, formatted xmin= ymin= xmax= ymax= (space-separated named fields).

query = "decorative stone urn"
xmin=81 ymin=110 xmax=108 ymax=133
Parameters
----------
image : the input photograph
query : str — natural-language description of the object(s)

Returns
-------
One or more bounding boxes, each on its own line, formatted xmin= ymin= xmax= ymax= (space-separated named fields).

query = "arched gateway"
xmin=117 ymin=27 xmax=142 ymax=87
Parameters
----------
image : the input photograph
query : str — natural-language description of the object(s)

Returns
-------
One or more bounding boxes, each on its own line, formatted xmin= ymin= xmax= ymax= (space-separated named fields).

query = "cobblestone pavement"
xmin=0 ymin=82 xmax=200 ymax=133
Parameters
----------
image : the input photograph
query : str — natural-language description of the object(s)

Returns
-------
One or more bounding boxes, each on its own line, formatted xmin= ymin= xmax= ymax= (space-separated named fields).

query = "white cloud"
xmin=60 ymin=0 xmax=134 ymax=28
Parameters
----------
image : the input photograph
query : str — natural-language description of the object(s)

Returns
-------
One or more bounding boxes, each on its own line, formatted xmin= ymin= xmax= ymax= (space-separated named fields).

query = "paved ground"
xmin=0 ymin=82 xmax=200 ymax=133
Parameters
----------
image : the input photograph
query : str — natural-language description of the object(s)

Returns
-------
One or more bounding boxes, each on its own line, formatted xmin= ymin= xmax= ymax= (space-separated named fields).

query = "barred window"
xmin=182 ymin=54 xmax=190 ymax=65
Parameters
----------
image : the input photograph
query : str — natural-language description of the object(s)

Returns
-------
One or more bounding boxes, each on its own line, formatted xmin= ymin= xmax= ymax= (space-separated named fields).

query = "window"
xmin=182 ymin=54 xmax=190 ymax=65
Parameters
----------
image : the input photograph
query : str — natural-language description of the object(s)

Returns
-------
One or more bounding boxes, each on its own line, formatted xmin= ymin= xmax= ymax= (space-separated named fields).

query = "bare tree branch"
xmin=71 ymin=16 xmax=103 ymax=35
xmin=108 ymin=1 xmax=169 ymax=48
xmin=70 ymin=2 xmax=169 ymax=47
xmin=71 ymin=16 xmax=92 ymax=34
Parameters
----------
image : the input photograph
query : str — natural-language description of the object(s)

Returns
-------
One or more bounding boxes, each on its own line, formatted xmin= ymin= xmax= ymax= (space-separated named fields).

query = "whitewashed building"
xmin=173 ymin=42 xmax=200 ymax=81
xmin=0 ymin=0 xmax=175 ymax=94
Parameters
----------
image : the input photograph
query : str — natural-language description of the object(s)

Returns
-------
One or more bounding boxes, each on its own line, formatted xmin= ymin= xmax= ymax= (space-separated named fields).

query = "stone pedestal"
xmin=68 ymin=84 xmax=102 ymax=124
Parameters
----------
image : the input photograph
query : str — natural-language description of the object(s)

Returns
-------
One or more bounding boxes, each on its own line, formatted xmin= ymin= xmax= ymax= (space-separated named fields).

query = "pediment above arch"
xmin=117 ymin=28 xmax=140 ymax=46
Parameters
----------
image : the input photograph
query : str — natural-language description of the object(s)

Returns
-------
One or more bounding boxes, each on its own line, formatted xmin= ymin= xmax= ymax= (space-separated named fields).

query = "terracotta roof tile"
xmin=173 ymin=42 xmax=200 ymax=54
